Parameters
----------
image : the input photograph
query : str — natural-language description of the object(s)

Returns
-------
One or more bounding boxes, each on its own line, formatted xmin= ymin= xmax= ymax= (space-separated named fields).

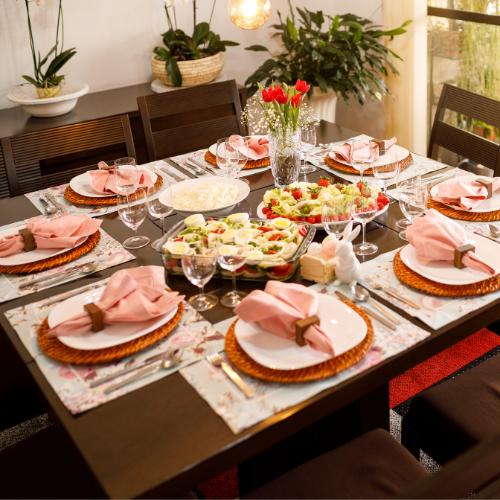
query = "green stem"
xmin=172 ymin=5 xmax=177 ymax=30
xmin=193 ymin=0 xmax=197 ymax=28
xmin=24 ymin=0 xmax=38 ymax=83
xmin=209 ymin=0 xmax=217 ymax=29
xmin=55 ymin=0 xmax=62 ymax=55
xmin=164 ymin=5 xmax=173 ymax=31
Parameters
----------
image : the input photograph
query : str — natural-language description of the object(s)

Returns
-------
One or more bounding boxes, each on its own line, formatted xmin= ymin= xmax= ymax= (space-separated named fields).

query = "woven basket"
xmin=151 ymin=52 xmax=224 ymax=87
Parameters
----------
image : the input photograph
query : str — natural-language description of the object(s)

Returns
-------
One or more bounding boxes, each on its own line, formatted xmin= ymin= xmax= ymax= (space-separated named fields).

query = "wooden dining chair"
xmin=428 ymin=84 xmax=500 ymax=176
xmin=0 ymin=145 xmax=10 ymax=199
xmin=0 ymin=114 xmax=136 ymax=196
xmin=137 ymin=80 xmax=246 ymax=161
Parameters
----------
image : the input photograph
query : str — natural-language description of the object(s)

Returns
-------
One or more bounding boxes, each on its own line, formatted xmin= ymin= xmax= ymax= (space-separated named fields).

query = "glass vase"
xmin=269 ymin=128 xmax=301 ymax=188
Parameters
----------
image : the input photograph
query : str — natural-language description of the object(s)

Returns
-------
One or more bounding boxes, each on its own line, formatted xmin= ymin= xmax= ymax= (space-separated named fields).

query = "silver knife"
xmin=45 ymin=193 xmax=65 ymax=213
xmin=160 ymin=167 xmax=183 ymax=182
xmin=19 ymin=261 xmax=95 ymax=288
xmin=103 ymin=362 xmax=161 ymax=394
xmin=167 ymin=159 xmax=196 ymax=178
xmin=188 ymin=158 xmax=217 ymax=175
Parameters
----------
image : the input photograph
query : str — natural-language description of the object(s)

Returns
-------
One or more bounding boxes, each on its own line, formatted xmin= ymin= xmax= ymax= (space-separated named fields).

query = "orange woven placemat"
xmin=204 ymin=150 xmax=270 ymax=170
xmin=37 ymin=302 xmax=184 ymax=365
xmin=393 ymin=250 xmax=500 ymax=297
xmin=427 ymin=198 xmax=500 ymax=222
xmin=225 ymin=297 xmax=373 ymax=383
xmin=64 ymin=175 xmax=163 ymax=207
xmin=0 ymin=230 xmax=100 ymax=275
xmin=324 ymin=152 xmax=413 ymax=176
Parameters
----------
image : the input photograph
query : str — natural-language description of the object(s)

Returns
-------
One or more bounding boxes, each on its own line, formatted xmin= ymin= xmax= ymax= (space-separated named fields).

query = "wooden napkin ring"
xmin=370 ymin=139 xmax=386 ymax=155
xmin=454 ymin=243 xmax=475 ymax=269
xmin=18 ymin=228 xmax=36 ymax=252
xmin=476 ymin=178 xmax=493 ymax=199
xmin=84 ymin=303 xmax=104 ymax=332
xmin=295 ymin=315 xmax=320 ymax=347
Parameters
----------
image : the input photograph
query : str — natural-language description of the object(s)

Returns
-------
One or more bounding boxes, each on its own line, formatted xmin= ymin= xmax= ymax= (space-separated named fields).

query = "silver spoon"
xmin=488 ymin=224 xmax=499 ymax=239
xmin=39 ymin=196 xmax=58 ymax=216
xmin=352 ymin=284 xmax=401 ymax=325
xmin=20 ymin=261 xmax=99 ymax=290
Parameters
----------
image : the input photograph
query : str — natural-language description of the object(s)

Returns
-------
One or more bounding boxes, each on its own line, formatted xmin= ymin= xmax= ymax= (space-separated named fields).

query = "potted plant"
xmin=21 ymin=0 xmax=76 ymax=98
xmin=152 ymin=0 xmax=239 ymax=87
xmin=245 ymin=3 xmax=410 ymax=121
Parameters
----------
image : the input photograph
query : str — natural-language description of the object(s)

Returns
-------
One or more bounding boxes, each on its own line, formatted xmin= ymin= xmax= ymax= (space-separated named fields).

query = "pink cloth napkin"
xmin=329 ymin=140 xmax=380 ymax=164
xmin=0 ymin=215 xmax=101 ymax=257
xmin=235 ymin=281 xmax=335 ymax=355
xmin=228 ymin=135 xmax=269 ymax=160
xmin=48 ymin=266 xmax=184 ymax=337
xmin=432 ymin=177 xmax=500 ymax=210
xmin=406 ymin=209 xmax=495 ymax=275
xmin=88 ymin=162 xmax=154 ymax=195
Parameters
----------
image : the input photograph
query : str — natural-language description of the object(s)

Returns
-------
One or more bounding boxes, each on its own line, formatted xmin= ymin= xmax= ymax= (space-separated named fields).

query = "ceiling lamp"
xmin=228 ymin=0 xmax=271 ymax=30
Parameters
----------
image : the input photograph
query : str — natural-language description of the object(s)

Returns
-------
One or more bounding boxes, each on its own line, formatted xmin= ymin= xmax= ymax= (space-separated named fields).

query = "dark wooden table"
xmin=0 ymin=122 xmax=498 ymax=498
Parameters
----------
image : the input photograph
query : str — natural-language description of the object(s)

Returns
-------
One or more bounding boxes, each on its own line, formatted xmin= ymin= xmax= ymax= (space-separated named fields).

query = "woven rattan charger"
xmin=393 ymin=251 xmax=500 ymax=297
xmin=204 ymin=150 xmax=270 ymax=170
xmin=324 ymin=152 xmax=413 ymax=176
xmin=0 ymin=230 xmax=100 ymax=275
xmin=37 ymin=302 xmax=184 ymax=365
xmin=427 ymin=198 xmax=500 ymax=222
xmin=64 ymin=175 xmax=163 ymax=207
xmin=225 ymin=297 xmax=373 ymax=383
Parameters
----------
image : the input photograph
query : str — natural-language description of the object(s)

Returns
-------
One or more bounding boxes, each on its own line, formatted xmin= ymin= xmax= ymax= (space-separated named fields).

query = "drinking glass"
xmin=230 ymin=137 xmax=249 ymax=178
xmin=372 ymin=158 xmax=400 ymax=194
xmin=218 ymin=247 xmax=247 ymax=308
xmin=321 ymin=196 xmax=354 ymax=239
xmin=216 ymin=138 xmax=240 ymax=177
xmin=350 ymin=140 xmax=374 ymax=182
xmin=351 ymin=196 xmax=383 ymax=256
xmin=147 ymin=182 xmax=174 ymax=247
xmin=398 ymin=177 xmax=428 ymax=241
xmin=300 ymin=124 xmax=317 ymax=174
xmin=181 ymin=251 xmax=219 ymax=311
xmin=113 ymin=157 xmax=138 ymax=197
xmin=117 ymin=188 xmax=150 ymax=249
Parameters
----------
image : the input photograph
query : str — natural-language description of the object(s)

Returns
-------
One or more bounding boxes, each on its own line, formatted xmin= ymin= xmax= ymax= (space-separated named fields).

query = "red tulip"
xmin=295 ymin=80 xmax=310 ymax=94
xmin=273 ymin=86 xmax=288 ymax=104
xmin=262 ymin=86 xmax=274 ymax=103
xmin=290 ymin=93 xmax=302 ymax=107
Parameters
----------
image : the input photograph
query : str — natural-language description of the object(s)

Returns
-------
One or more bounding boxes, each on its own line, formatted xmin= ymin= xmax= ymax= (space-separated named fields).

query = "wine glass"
xmin=321 ymin=196 xmax=354 ymax=239
xmin=147 ymin=182 xmax=173 ymax=247
xmin=117 ymin=188 xmax=150 ymax=249
xmin=218 ymin=246 xmax=247 ymax=308
xmin=372 ymin=158 xmax=400 ymax=194
xmin=398 ymin=177 xmax=428 ymax=241
xmin=300 ymin=124 xmax=317 ymax=174
xmin=216 ymin=138 xmax=239 ymax=177
xmin=351 ymin=193 xmax=383 ymax=256
xmin=181 ymin=250 xmax=219 ymax=311
xmin=113 ymin=157 xmax=138 ymax=197
xmin=350 ymin=140 xmax=376 ymax=182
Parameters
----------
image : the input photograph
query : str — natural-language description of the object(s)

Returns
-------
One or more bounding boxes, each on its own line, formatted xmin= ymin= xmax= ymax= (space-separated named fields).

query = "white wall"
xmin=0 ymin=0 xmax=389 ymax=136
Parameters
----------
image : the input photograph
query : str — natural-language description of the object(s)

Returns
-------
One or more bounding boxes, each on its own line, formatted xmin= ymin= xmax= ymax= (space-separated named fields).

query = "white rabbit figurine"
xmin=333 ymin=221 xmax=361 ymax=286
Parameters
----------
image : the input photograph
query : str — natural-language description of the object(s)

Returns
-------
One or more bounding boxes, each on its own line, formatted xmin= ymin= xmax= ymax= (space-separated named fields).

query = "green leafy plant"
xmin=245 ymin=1 xmax=410 ymax=104
xmin=153 ymin=0 xmax=239 ymax=86
xmin=21 ymin=0 xmax=76 ymax=90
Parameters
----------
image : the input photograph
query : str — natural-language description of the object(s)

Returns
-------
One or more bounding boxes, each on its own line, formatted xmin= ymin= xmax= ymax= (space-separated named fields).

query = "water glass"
xmin=181 ymin=251 xmax=219 ymax=311
xmin=117 ymin=188 xmax=150 ymax=250
xmin=300 ymin=124 xmax=317 ymax=174
xmin=218 ymin=247 xmax=247 ymax=308
xmin=352 ymin=201 xmax=382 ymax=256
xmin=321 ymin=196 xmax=354 ymax=239
xmin=113 ymin=157 xmax=138 ymax=197
xmin=147 ymin=182 xmax=173 ymax=246
xmin=216 ymin=138 xmax=241 ymax=177
xmin=398 ymin=177 xmax=428 ymax=241
xmin=372 ymin=158 xmax=400 ymax=193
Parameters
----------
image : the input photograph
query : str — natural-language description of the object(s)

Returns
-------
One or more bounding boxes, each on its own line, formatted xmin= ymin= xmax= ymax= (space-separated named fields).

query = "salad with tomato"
xmin=261 ymin=178 xmax=390 ymax=224
xmin=162 ymin=213 xmax=314 ymax=281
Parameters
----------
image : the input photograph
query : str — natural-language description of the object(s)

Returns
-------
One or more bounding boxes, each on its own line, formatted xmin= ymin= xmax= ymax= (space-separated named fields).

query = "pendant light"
xmin=228 ymin=0 xmax=271 ymax=30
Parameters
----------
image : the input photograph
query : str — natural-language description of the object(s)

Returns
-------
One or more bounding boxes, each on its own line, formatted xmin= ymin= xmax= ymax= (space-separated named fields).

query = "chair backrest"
xmin=137 ymin=80 xmax=246 ymax=161
xmin=428 ymin=83 xmax=500 ymax=175
xmin=1 ymin=114 xmax=136 ymax=196
xmin=0 ymin=145 xmax=10 ymax=199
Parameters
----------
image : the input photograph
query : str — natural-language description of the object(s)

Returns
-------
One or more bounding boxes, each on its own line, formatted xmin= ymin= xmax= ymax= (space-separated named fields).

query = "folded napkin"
xmin=406 ymin=209 xmax=495 ymax=275
xmin=88 ymin=162 xmax=154 ymax=195
xmin=48 ymin=266 xmax=184 ymax=337
xmin=432 ymin=176 xmax=500 ymax=210
xmin=228 ymin=135 xmax=269 ymax=160
xmin=235 ymin=281 xmax=335 ymax=355
xmin=0 ymin=215 xmax=101 ymax=257
xmin=330 ymin=137 xmax=397 ymax=164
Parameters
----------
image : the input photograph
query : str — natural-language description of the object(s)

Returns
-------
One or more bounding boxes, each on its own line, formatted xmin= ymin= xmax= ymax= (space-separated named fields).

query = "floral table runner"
xmin=359 ymin=248 xmax=500 ymax=330
xmin=180 ymin=283 xmax=430 ymax=434
xmin=0 ymin=228 xmax=135 ymax=304
xmin=4 ymin=279 xmax=225 ymax=414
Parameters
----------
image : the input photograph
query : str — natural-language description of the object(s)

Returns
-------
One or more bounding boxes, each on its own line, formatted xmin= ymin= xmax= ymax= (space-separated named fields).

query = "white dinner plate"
xmin=0 ymin=225 xmax=87 ymax=266
xmin=159 ymin=176 xmax=250 ymax=215
xmin=48 ymin=286 xmax=178 ymax=350
xmin=69 ymin=171 xmax=157 ymax=199
xmin=328 ymin=144 xmax=410 ymax=168
xmin=430 ymin=182 xmax=500 ymax=213
xmin=208 ymin=135 xmax=268 ymax=159
xmin=256 ymin=201 xmax=389 ymax=229
xmin=400 ymin=234 xmax=499 ymax=286
xmin=235 ymin=293 xmax=367 ymax=370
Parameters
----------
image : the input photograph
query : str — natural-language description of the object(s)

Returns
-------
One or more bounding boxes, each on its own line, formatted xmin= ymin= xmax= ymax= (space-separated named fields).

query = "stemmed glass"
xmin=147 ymin=182 xmax=173 ymax=247
xmin=216 ymin=138 xmax=240 ymax=177
xmin=113 ymin=157 xmax=138 ymax=198
xmin=218 ymin=246 xmax=247 ymax=308
xmin=321 ymin=196 xmax=354 ymax=239
xmin=181 ymin=250 xmax=219 ymax=311
xmin=351 ymin=195 xmax=383 ymax=256
xmin=398 ymin=177 xmax=428 ymax=241
xmin=351 ymin=140 xmax=375 ymax=182
xmin=372 ymin=158 xmax=400 ymax=194
xmin=300 ymin=124 xmax=317 ymax=174
xmin=117 ymin=188 xmax=150 ymax=249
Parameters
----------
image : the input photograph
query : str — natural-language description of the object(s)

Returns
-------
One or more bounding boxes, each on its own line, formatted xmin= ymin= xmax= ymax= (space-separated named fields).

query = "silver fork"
xmin=188 ymin=158 xmax=217 ymax=175
xmin=206 ymin=352 xmax=255 ymax=398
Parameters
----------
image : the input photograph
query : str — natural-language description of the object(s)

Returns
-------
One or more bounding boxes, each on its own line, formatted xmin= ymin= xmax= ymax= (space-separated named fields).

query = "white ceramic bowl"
xmin=7 ymin=82 xmax=89 ymax=118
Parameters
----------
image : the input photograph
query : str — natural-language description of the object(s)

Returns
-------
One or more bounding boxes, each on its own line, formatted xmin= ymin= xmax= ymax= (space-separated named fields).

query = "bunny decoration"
xmin=333 ymin=221 xmax=361 ymax=286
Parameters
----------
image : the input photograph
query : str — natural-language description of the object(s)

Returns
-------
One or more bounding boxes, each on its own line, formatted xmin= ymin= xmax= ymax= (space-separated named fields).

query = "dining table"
xmin=0 ymin=120 xmax=498 ymax=498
